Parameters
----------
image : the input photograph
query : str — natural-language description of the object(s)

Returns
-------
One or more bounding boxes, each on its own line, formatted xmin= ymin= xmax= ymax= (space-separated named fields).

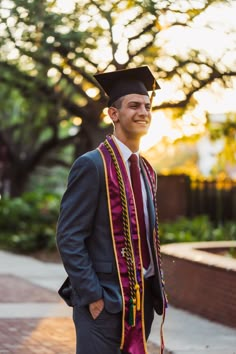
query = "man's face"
xmin=110 ymin=93 xmax=152 ymax=141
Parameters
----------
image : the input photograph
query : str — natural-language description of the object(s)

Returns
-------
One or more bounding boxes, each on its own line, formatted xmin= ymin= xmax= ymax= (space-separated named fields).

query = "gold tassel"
xmin=135 ymin=284 xmax=140 ymax=311
xmin=150 ymin=80 xmax=156 ymax=105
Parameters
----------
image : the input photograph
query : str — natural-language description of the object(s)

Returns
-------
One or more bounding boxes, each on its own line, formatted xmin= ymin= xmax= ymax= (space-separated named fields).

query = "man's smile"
xmin=134 ymin=120 xmax=149 ymax=125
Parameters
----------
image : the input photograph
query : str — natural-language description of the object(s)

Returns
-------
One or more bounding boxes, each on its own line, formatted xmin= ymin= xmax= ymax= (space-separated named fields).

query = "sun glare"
xmin=140 ymin=112 xmax=170 ymax=152
xmin=140 ymin=105 xmax=207 ymax=152
xmin=52 ymin=0 xmax=76 ymax=13
xmin=194 ymin=82 xmax=236 ymax=113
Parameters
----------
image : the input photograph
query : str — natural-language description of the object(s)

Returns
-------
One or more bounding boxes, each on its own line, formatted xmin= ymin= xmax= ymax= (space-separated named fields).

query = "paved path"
xmin=0 ymin=250 xmax=235 ymax=353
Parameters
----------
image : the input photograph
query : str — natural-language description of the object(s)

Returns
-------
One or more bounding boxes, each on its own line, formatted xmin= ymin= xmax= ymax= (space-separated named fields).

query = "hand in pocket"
xmin=89 ymin=298 xmax=104 ymax=319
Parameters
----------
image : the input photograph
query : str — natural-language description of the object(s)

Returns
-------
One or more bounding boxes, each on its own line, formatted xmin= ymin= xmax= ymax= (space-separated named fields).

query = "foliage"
xmin=0 ymin=191 xmax=235 ymax=253
xmin=28 ymin=165 xmax=68 ymax=195
xmin=0 ymin=0 xmax=236 ymax=196
xmin=159 ymin=215 xmax=236 ymax=244
xmin=207 ymin=112 xmax=236 ymax=176
xmin=228 ymin=247 xmax=236 ymax=259
xmin=0 ymin=192 xmax=60 ymax=253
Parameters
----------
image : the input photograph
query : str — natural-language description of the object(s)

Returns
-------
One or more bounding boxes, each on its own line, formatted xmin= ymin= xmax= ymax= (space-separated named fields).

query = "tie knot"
xmin=129 ymin=154 xmax=139 ymax=165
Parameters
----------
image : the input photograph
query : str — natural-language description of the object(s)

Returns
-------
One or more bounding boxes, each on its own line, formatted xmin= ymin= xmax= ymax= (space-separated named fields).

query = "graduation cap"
xmin=94 ymin=66 xmax=160 ymax=107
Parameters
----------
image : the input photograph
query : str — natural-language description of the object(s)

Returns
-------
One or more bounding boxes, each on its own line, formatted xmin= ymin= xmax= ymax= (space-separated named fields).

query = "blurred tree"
xmin=207 ymin=112 xmax=236 ymax=176
xmin=0 ymin=0 xmax=235 ymax=196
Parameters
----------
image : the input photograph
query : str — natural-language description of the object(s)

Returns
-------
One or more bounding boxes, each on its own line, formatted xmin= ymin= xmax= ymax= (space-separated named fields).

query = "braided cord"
xmin=104 ymin=140 xmax=137 ymax=301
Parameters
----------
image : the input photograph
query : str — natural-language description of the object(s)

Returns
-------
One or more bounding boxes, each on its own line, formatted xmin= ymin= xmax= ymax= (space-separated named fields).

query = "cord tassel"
xmin=128 ymin=298 xmax=136 ymax=327
xmin=135 ymin=284 xmax=140 ymax=311
xmin=132 ymin=298 xmax=136 ymax=327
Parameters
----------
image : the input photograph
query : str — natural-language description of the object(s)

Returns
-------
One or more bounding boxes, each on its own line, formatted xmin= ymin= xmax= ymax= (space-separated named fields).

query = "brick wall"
xmin=157 ymin=175 xmax=190 ymax=221
xmin=161 ymin=242 xmax=236 ymax=328
xmin=157 ymin=174 xmax=236 ymax=223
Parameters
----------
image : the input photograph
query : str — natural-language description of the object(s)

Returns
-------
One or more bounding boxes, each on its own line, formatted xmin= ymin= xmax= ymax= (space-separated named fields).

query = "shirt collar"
xmin=113 ymin=135 xmax=139 ymax=163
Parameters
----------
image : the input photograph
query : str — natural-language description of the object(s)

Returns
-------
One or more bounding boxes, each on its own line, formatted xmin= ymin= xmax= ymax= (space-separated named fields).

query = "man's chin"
xmin=129 ymin=127 xmax=150 ymax=140
xmin=137 ymin=128 xmax=149 ymax=137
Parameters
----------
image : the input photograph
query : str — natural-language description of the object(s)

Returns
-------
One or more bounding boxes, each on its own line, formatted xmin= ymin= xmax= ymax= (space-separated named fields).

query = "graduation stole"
xmin=98 ymin=135 xmax=167 ymax=354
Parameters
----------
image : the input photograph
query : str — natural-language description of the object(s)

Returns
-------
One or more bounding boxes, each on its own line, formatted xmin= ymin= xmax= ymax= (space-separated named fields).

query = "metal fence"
xmin=188 ymin=178 xmax=236 ymax=224
xmin=157 ymin=175 xmax=236 ymax=224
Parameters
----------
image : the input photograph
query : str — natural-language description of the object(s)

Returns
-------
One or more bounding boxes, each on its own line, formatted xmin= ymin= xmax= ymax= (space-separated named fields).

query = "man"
xmin=56 ymin=66 xmax=167 ymax=354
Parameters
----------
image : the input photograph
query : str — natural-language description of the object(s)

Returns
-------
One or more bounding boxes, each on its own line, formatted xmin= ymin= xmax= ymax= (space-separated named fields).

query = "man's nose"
xmin=139 ymin=105 xmax=148 ymax=115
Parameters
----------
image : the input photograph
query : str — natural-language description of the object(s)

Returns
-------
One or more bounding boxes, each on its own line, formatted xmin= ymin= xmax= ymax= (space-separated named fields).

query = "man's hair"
xmin=110 ymin=96 xmax=124 ymax=109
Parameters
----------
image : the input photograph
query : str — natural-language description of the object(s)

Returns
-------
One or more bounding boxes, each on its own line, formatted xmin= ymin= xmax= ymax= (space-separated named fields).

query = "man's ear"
xmin=108 ymin=107 xmax=119 ymax=123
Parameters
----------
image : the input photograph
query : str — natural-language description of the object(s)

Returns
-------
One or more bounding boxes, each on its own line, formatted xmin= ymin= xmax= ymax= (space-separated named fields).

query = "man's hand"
xmin=89 ymin=298 xmax=104 ymax=319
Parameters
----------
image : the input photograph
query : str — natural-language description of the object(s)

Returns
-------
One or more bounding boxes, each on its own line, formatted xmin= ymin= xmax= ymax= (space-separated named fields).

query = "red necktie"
xmin=129 ymin=154 xmax=150 ymax=269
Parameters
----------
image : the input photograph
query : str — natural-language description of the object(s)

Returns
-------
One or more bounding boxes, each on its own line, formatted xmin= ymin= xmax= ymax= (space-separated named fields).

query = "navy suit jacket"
xmin=57 ymin=149 xmax=164 ymax=315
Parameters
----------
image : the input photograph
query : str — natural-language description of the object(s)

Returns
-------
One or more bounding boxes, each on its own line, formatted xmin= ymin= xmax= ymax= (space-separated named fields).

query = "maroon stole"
xmin=98 ymin=135 xmax=167 ymax=354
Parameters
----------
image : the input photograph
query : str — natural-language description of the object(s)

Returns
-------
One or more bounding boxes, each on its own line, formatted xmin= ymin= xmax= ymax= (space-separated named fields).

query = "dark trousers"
xmin=73 ymin=278 xmax=154 ymax=354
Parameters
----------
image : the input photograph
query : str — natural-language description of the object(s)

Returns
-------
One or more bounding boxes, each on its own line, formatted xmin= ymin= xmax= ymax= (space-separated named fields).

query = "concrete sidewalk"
xmin=0 ymin=250 xmax=235 ymax=354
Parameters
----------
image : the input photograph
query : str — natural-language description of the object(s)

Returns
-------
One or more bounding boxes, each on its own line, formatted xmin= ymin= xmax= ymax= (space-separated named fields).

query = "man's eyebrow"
xmin=127 ymin=101 xmax=150 ymax=105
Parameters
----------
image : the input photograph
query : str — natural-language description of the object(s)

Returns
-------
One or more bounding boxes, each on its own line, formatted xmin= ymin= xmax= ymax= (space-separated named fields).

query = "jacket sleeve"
xmin=56 ymin=154 xmax=103 ymax=306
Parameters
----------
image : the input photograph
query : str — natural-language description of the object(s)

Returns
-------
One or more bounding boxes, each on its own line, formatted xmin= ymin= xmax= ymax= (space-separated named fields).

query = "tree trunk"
xmin=4 ymin=164 xmax=30 ymax=198
xmin=75 ymin=123 xmax=112 ymax=158
xmin=1 ymin=122 xmax=113 ymax=198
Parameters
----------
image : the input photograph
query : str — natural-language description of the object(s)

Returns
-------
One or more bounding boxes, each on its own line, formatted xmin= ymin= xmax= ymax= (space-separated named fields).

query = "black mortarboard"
xmin=94 ymin=66 xmax=160 ymax=107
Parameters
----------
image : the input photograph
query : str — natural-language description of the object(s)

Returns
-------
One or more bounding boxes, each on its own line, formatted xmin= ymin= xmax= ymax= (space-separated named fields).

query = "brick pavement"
xmin=0 ymin=318 xmax=75 ymax=353
xmin=0 ymin=273 xmax=161 ymax=353
xmin=0 ymin=318 xmax=160 ymax=353
xmin=2 ymin=250 xmax=235 ymax=353
xmin=0 ymin=275 xmax=58 ymax=303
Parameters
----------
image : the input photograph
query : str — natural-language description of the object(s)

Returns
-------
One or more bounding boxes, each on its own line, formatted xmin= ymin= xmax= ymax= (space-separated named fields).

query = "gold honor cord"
xmin=104 ymin=140 xmax=140 ymax=326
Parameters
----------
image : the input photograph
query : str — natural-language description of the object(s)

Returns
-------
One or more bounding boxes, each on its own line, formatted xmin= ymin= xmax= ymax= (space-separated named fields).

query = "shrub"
xmin=0 ymin=191 xmax=61 ymax=253
xmin=159 ymin=215 xmax=236 ymax=244
xmin=1 ymin=193 xmax=235 ymax=255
